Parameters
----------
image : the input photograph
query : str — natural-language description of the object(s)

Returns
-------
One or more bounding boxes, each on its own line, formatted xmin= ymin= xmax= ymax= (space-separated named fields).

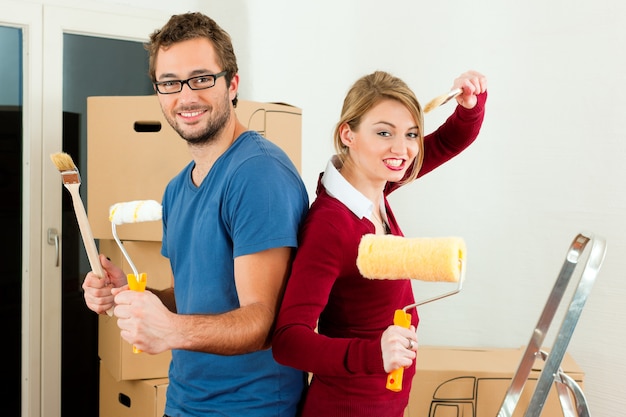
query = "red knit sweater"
xmin=273 ymin=93 xmax=487 ymax=417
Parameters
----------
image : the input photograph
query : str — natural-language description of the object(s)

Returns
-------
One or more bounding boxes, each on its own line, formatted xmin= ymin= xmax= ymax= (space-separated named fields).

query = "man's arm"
xmin=114 ymin=247 xmax=293 ymax=355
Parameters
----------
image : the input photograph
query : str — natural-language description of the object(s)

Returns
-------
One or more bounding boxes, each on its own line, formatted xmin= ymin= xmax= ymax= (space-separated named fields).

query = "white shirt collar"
xmin=321 ymin=155 xmax=386 ymax=222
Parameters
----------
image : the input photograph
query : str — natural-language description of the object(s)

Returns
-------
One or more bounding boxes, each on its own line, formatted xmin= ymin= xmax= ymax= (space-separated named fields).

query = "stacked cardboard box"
xmin=87 ymin=96 xmax=302 ymax=242
xmin=404 ymin=346 xmax=585 ymax=417
xmin=99 ymin=361 xmax=168 ymax=417
xmin=97 ymin=240 xmax=173 ymax=382
xmin=87 ymin=96 xmax=302 ymax=417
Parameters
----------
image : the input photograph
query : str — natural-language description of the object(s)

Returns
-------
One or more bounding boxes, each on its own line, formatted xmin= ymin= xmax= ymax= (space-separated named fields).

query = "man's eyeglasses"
xmin=154 ymin=71 xmax=227 ymax=94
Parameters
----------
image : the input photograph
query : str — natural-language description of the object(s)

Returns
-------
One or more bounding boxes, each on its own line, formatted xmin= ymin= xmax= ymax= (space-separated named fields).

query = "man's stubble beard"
xmin=167 ymin=96 xmax=232 ymax=146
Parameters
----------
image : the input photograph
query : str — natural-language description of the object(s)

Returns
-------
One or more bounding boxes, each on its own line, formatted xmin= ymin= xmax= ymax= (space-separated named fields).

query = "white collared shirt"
xmin=320 ymin=155 xmax=388 ymax=225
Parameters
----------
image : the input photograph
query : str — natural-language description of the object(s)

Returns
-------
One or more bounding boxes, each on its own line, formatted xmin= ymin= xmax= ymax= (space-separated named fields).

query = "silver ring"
xmin=407 ymin=338 xmax=414 ymax=350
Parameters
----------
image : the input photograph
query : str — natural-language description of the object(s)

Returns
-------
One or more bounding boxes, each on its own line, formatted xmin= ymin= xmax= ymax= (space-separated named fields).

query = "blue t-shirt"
xmin=161 ymin=131 xmax=309 ymax=417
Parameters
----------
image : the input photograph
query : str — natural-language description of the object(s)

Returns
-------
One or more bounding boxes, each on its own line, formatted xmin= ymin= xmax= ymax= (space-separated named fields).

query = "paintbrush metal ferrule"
xmin=60 ymin=170 xmax=80 ymax=184
xmin=440 ymin=88 xmax=462 ymax=105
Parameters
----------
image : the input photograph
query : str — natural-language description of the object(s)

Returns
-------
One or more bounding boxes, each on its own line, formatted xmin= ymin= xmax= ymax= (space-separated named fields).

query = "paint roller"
xmin=357 ymin=234 xmax=466 ymax=392
xmin=109 ymin=199 xmax=162 ymax=353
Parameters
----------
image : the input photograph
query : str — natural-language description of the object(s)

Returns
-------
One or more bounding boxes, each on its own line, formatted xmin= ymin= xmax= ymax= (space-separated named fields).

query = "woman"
xmin=273 ymin=70 xmax=487 ymax=416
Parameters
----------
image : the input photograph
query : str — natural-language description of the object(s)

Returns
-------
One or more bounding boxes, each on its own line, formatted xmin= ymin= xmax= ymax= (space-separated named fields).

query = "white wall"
xmin=216 ymin=2 xmax=626 ymax=416
xmin=18 ymin=0 xmax=626 ymax=415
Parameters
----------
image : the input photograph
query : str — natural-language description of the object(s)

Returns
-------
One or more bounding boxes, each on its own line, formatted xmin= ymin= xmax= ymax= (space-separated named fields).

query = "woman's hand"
xmin=381 ymin=324 xmax=418 ymax=373
xmin=453 ymin=70 xmax=488 ymax=109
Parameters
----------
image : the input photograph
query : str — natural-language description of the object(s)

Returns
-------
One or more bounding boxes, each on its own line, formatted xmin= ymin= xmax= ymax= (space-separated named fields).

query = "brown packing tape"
xmin=357 ymin=234 xmax=465 ymax=282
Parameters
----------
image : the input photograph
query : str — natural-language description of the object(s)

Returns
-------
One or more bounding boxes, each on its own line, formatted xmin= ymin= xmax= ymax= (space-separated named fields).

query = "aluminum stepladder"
xmin=497 ymin=232 xmax=607 ymax=417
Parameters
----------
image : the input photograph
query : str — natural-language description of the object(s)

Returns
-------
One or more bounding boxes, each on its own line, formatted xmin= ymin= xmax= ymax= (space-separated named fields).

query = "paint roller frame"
xmin=401 ymin=257 xmax=465 ymax=313
xmin=109 ymin=199 xmax=162 ymax=283
xmin=383 ymin=256 xmax=465 ymax=392
xmin=109 ymin=199 xmax=162 ymax=353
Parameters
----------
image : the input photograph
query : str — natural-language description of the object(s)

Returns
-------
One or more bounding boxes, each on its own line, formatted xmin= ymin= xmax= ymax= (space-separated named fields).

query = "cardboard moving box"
xmin=98 ymin=239 xmax=172 ymax=381
xmin=87 ymin=96 xmax=302 ymax=241
xmin=406 ymin=346 xmax=584 ymax=417
xmin=99 ymin=362 xmax=168 ymax=417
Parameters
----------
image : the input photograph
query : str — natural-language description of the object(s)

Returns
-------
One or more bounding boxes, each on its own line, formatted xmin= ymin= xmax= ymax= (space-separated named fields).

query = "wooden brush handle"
xmin=386 ymin=309 xmax=411 ymax=392
xmin=66 ymin=184 xmax=113 ymax=316
xmin=67 ymin=184 xmax=103 ymax=276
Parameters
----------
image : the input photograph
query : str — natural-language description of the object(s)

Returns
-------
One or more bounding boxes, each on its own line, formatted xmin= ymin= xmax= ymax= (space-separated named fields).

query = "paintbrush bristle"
xmin=423 ymin=96 xmax=446 ymax=113
xmin=50 ymin=152 xmax=77 ymax=172
xmin=51 ymin=152 xmax=81 ymax=184
xmin=423 ymin=88 xmax=462 ymax=114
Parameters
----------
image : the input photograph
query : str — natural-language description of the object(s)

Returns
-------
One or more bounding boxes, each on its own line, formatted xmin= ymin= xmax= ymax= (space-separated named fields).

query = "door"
xmin=42 ymin=6 xmax=167 ymax=417
xmin=0 ymin=24 xmax=26 ymax=417
xmin=0 ymin=2 xmax=167 ymax=415
xmin=59 ymin=32 xmax=155 ymax=417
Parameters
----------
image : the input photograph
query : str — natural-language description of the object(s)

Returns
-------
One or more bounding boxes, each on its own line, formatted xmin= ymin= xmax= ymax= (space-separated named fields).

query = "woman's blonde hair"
xmin=333 ymin=71 xmax=424 ymax=185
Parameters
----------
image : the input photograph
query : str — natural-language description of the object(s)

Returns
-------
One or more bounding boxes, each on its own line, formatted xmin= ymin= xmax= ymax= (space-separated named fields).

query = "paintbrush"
xmin=423 ymin=88 xmax=462 ymax=113
xmin=50 ymin=151 xmax=113 ymax=316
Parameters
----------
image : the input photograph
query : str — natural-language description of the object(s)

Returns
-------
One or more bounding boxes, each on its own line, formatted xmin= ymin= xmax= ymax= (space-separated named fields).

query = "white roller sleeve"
xmin=109 ymin=200 xmax=162 ymax=225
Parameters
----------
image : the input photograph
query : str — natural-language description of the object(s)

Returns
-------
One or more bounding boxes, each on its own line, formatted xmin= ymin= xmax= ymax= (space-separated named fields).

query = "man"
xmin=82 ymin=12 xmax=309 ymax=417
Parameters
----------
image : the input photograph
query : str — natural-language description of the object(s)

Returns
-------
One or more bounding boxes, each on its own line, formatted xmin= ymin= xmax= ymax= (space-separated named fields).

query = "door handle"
xmin=47 ymin=228 xmax=59 ymax=267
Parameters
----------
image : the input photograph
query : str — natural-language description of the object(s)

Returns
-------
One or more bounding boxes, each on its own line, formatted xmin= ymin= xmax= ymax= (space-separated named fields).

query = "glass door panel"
xmin=0 ymin=24 xmax=23 ymax=417
xmin=61 ymin=33 xmax=153 ymax=417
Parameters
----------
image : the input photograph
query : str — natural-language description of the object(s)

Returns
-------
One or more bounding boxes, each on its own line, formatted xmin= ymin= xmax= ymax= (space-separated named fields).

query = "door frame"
xmin=0 ymin=2 xmax=44 ymax=417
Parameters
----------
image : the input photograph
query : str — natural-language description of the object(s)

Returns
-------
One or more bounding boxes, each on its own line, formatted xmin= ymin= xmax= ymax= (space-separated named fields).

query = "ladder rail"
xmin=496 ymin=233 xmax=606 ymax=417
xmin=524 ymin=235 xmax=605 ymax=417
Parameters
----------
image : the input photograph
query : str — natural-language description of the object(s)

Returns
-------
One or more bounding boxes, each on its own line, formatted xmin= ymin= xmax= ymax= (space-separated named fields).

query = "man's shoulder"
xmin=230 ymin=132 xmax=301 ymax=178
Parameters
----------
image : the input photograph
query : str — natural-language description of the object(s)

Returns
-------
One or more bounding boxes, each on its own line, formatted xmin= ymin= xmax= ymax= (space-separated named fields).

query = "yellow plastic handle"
xmin=127 ymin=272 xmax=147 ymax=292
xmin=127 ymin=273 xmax=147 ymax=353
xmin=386 ymin=309 xmax=411 ymax=392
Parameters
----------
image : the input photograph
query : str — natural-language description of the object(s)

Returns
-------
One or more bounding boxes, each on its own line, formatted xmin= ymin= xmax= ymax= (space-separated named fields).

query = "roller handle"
xmin=127 ymin=273 xmax=147 ymax=354
xmin=386 ymin=309 xmax=412 ymax=392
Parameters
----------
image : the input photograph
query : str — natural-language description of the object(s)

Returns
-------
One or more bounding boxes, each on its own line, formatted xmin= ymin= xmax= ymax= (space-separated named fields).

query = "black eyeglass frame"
xmin=153 ymin=71 xmax=227 ymax=94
